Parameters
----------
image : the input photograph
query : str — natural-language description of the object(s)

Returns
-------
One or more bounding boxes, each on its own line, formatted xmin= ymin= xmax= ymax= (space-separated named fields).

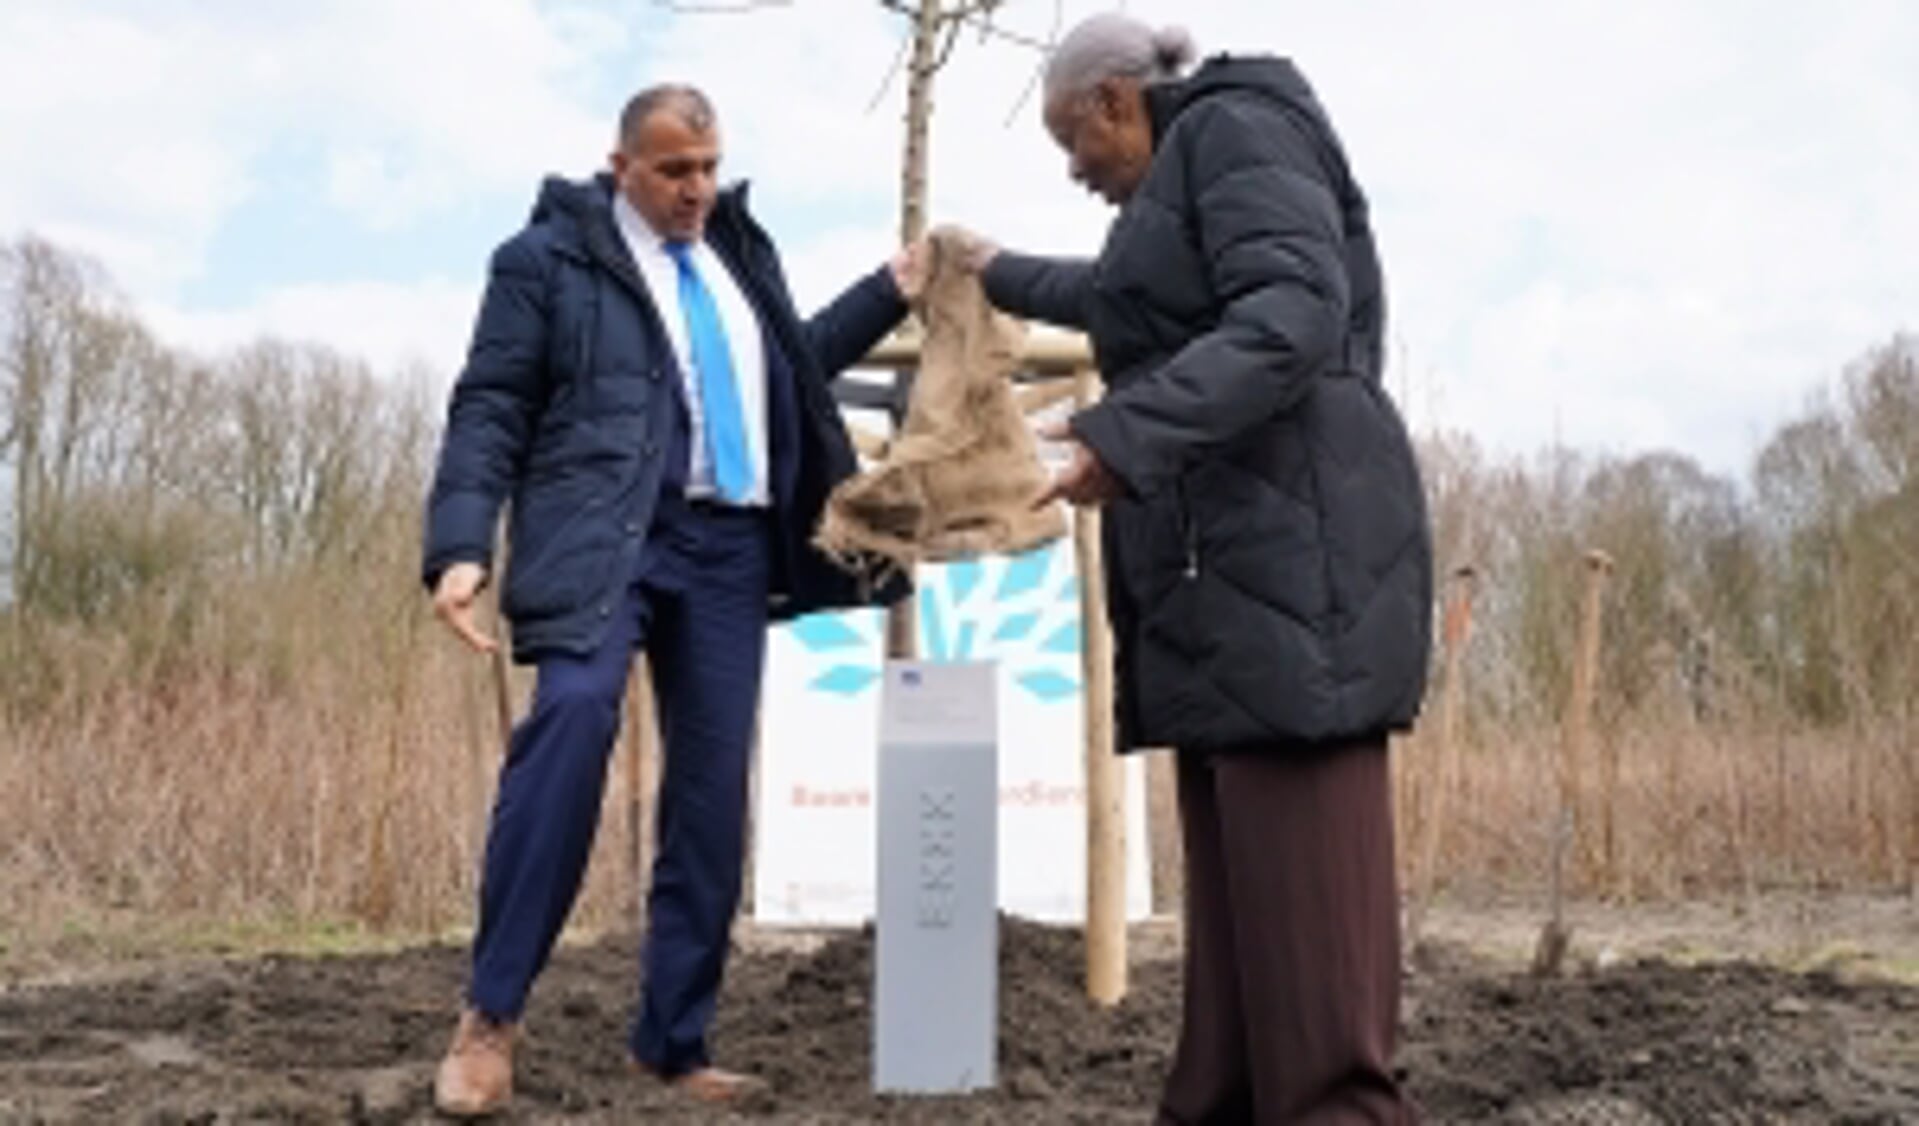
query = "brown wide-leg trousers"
xmin=1157 ymin=736 xmax=1416 ymax=1125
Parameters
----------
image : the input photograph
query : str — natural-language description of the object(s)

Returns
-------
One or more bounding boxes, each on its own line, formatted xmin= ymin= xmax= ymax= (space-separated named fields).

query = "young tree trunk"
xmin=883 ymin=0 xmax=944 ymax=661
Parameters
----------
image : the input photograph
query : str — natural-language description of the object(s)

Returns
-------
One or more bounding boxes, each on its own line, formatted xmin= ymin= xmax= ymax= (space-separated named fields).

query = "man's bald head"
xmin=618 ymin=84 xmax=717 ymax=152
xmin=611 ymin=84 xmax=723 ymax=241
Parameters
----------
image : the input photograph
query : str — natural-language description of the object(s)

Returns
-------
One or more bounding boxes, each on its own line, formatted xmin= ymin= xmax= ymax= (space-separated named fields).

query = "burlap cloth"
xmin=815 ymin=230 xmax=1067 ymax=584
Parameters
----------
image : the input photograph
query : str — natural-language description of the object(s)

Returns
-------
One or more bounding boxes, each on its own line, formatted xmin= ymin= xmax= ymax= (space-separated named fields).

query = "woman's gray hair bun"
xmin=1149 ymin=25 xmax=1198 ymax=77
xmin=1043 ymin=12 xmax=1200 ymax=101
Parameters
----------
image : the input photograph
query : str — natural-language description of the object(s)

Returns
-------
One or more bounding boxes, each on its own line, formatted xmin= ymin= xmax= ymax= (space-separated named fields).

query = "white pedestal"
xmin=873 ymin=660 xmax=998 ymax=1094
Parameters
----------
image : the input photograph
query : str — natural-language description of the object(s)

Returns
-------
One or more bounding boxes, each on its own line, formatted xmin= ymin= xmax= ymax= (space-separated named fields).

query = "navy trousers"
xmin=467 ymin=493 xmax=771 ymax=1075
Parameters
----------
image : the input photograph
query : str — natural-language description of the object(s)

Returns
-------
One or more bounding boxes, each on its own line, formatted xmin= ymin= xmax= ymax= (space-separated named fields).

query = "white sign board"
xmin=754 ymin=538 xmax=1153 ymax=925
xmin=873 ymin=661 xmax=997 ymax=1093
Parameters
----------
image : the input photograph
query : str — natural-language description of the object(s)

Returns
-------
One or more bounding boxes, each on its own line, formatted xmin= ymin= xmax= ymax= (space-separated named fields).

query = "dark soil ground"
xmin=2 ymin=917 xmax=1916 ymax=1123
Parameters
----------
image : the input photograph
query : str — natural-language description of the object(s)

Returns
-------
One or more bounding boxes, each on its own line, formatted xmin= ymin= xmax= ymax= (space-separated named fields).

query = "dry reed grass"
xmin=1391 ymin=713 xmax=1918 ymax=911
xmin=5 ymin=594 xmax=1911 ymax=966
xmin=0 ymin=572 xmax=648 ymax=959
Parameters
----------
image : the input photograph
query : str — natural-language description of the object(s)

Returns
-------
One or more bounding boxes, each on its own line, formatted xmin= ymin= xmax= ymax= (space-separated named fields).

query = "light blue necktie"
xmin=666 ymin=241 xmax=752 ymax=502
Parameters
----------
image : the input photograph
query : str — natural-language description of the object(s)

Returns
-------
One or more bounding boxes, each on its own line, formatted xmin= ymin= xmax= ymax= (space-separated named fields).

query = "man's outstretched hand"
xmin=889 ymin=238 xmax=932 ymax=303
xmin=1034 ymin=419 xmax=1124 ymax=509
xmin=888 ymin=226 xmax=996 ymax=303
xmin=432 ymin=562 xmax=499 ymax=654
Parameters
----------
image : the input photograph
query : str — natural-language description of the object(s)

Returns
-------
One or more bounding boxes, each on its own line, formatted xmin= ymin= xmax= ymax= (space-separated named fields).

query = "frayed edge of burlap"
xmin=814 ymin=499 xmax=1070 ymax=597
xmin=812 ymin=497 xmax=923 ymax=599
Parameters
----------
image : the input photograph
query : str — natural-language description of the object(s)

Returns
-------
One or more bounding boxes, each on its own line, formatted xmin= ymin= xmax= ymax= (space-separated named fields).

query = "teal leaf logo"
xmin=784 ymin=541 xmax=1084 ymax=703
xmin=812 ymin=665 xmax=882 ymax=695
xmin=994 ymin=611 xmax=1041 ymax=642
xmin=1041 ymin=623 xmax=1080 ymax=654
xmin=1016 ymin=670 xmax=1080 ymax=702
xmin=791 ymin=615 xmax=868 ymax=652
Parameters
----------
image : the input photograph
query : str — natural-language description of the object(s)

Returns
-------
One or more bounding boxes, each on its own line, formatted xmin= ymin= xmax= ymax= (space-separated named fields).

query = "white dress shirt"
xmin=613 ymin=193 xmax=770 ymax=506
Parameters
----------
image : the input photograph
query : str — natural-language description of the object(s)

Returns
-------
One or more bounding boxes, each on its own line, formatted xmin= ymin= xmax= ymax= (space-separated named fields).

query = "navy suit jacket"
xmin=423 ymin=173 xmax=908 ymax=661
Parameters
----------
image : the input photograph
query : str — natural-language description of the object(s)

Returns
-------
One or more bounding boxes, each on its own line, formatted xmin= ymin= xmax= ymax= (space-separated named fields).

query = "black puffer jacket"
xmin=984 ymin=55 xmax=1432 ymax=753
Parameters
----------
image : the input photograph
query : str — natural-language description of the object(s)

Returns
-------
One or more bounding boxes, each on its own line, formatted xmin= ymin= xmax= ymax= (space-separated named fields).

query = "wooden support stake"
xmin=1905 ymin=707 xmax=1919 ymax=898
xmin=488 ymin=591 xmax=514 ymax=754
xmin=458 ymin=644 xmax=489 ymax=877
xmin=478 ymin=582 xmax=516 ymax=898
xmin=1536 ymin=548 xmax=1612 ymax=976
xmin=1073 ymin=367 xmax=1126 ymax=1005
xmin=624 ymin=659 xmax=660 ymax=928
xmin=1409 ymin=565 xmax=1477 ymax=948
xmin=1144 ymin=750 xmax=1181 ymax=916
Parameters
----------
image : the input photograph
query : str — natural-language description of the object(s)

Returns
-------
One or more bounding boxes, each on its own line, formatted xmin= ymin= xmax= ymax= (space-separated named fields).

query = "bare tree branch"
xmin=867 ymin=24 xmax=914 ymax=113
xmin=1004 ymin=0 xmax=1064 ymax=125
xmin=933 ymin=12 xmax=966 ymax=71
xmin=967 ymin=16 xmax=1050 ymax=52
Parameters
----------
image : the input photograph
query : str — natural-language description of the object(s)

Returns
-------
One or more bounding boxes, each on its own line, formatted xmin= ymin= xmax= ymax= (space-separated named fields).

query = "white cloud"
xmin=0 ymin=0 xmax=614 ymax=292
xmin=0 ymin=9 xmax=254 ymax=294
xmin=150 ymin=278 xmax=479 ymax=384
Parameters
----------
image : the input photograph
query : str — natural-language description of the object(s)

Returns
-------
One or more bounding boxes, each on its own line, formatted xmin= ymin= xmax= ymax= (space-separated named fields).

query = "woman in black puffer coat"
xmin=959 ymin=13 xmax=1431 ymax=1123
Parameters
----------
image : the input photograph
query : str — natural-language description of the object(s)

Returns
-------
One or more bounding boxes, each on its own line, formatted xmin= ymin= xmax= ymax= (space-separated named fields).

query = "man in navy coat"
xmin=422 ymin=84 xmax=918 ymax=1117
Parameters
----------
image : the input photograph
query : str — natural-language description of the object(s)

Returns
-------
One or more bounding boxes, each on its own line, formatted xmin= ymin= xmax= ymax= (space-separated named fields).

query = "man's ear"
xmin=608 ymin=149 xmax=630 ymax=176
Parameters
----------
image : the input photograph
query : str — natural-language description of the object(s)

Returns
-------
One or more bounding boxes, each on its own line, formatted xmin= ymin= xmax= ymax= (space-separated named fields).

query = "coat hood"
xmin=527 ymin=172 xmax=603 ymax=226
xmin=1146 ymin=55 xmax=1330 ymax=147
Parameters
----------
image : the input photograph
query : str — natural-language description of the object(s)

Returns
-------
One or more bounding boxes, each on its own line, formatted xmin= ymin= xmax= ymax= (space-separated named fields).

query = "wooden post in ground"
xmin=1073 ymin=367 xmax=1126 ymax=1005
xmin=1904 ymin=705 xmax=1919 ymax=899
xmin=1710 ymin=721 xmax=1757 ymax=911
xmin=488 ymin=595 xmax=514 ymax=754
xmin=1601 ymin=679 xmax=1623 ymax=893
xmin=1409 ymin=565 xmax=1477 ymax=947
xmin=624 ymin=659 xmax=660 ymax=928
xmin=481 ymin=587 xmax=516 ymax=870
xmin=1145 ymin=750 xmax=1181 ymax=915
xmin=459 ymin=645 xmax=490 ymax=875
xmin=1536 ymin=548 xmax=1612 ymax=975
xmin=1566 ymin=549 xmax=1613 ymax=880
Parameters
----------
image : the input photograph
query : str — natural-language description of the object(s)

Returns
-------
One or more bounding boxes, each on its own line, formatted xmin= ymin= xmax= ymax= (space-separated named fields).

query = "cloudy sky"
xmin=3 ymin=0 xmax=1914 ymax=474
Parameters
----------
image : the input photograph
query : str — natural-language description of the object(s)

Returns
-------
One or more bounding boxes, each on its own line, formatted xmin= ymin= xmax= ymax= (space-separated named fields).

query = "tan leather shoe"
xmin=635 ymin=1061 xmax=769 ymax=1105
xmin=434 ymin=1008 xmax=517 ymax=1118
